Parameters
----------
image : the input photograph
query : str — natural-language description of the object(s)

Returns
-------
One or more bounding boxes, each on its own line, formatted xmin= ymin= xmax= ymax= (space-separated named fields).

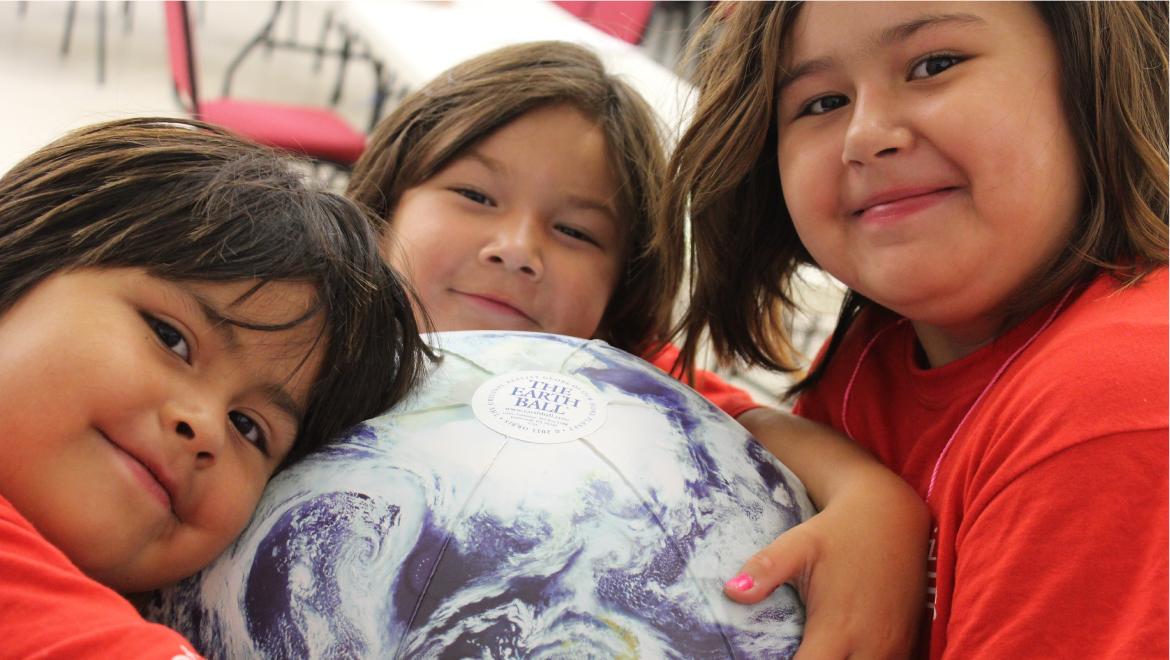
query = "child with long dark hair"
xmin=350 ymin=41 xmax=931 ymax=657
xmin=669 ymin=3 xmax=1168 ymax=656
xmin=0 ymin=117 xmax=429 ymax=657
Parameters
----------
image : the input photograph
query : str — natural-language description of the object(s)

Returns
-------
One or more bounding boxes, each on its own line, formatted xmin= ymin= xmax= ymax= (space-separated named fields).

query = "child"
xmin=349 ymin=40 xmax=930 ymax=657
xmin=667 ymin=2 xmax=1168 ymax=657
xmin=0 ymin=117 xmax=429 ymax=657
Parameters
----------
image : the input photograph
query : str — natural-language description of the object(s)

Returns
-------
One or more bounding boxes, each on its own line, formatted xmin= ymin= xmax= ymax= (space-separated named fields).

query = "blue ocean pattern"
xmin=148 ymin=331 xmax=815 ymax=658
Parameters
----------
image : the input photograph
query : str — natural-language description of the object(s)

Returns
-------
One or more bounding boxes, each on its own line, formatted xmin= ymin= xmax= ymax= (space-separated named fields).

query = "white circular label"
xmin=471 ymin=370 xmax=606 ymax=444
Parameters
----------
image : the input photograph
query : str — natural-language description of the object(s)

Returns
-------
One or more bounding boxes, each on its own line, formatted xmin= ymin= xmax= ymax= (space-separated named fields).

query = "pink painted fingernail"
xmin=724 ymin=573 xmax=754 ymax=592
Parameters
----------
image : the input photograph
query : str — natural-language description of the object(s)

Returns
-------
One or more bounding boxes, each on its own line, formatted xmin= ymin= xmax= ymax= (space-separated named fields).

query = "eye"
xmin=144 ymin=315 xmax=191 ymax=362
xmin=229 ymin=410 xmax=269 ymax=455
xmin=800 ymin=94 xmax=849 ymax=117
xmin=555 ymin=223 xmax=600 ymax=247
xmin=453 ymin=187 xmax=496 ymax=207
xmin=909 ymin=54 xmax=964 ymax=80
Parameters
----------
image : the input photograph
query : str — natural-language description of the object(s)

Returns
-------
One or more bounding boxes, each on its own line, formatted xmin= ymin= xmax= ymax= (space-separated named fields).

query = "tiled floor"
xmin=0 ymin=0 xmax=840 ymax=406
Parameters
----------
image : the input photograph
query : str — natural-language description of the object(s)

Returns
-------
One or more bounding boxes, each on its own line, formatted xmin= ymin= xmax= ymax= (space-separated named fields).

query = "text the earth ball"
xmin=150 ymin=331 xmax=816 ymax=658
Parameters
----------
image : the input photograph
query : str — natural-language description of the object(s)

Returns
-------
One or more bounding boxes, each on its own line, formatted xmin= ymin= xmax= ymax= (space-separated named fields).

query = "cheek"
xmin=200 ymin=472 xmax=266 ymax=549
xmin=387 ymin=227 xmax=457 ymax=302
xmin=953 ymin=100 xmax=1081 ymax=242
xmin=554 ymin=263 xmax=618 ymax=339
xmin=778 ymin=143 xmax=840 ymax=259
xmin=778 ymin=133 xmax=837 ymax=216
xmin=384 ymin=195 xmax=459 ymax=279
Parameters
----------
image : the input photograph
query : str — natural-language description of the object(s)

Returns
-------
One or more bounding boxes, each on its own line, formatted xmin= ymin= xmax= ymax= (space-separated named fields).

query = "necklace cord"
xmin=839 ymin=288 xmax=1077 ymax=501
xmin=923 ymin=288 xmax=1074 ymax=498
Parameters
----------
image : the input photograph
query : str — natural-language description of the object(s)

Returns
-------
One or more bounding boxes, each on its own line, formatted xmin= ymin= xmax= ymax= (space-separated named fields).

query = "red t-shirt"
xmin=796 ymin=268 xmax=1169 ymax=658
xmin=0 ymin=495 xmax=204 ymax=660
xmin=647 ymin=343 xmax=761 ymax=418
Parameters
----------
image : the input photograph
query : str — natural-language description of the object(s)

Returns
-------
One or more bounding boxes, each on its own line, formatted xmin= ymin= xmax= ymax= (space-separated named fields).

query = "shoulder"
xmin=1054 ymin=267 xmax=1167 ymax=342
xmin=974 ymin=270 xmax=1167 ymax=474
xmin=645 ymin=342 xmax=681 ymax=373
xmin=1017 ymin=268 xmax=1168 ymax=407
xmin=0 ymin=496 xmax=203 ymax=659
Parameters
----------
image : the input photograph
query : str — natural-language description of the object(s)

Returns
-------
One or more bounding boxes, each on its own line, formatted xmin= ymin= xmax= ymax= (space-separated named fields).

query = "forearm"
xmin=737 ymin=406 xmax=918 ymax=511
xmin=728 ymin=407 xmax=930 ymax=657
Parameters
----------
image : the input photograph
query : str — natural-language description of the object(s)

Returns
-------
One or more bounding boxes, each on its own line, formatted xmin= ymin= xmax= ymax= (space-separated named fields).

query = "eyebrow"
xmin=778 ymin=12 xmax=986 ymax=93
xmin=189 ymin=292 xmax=240 ymax=351
xmin=179 ymin=285 xmax=307 ymax=425
xmin=464 ymin=149 xmax=506 ymax=176
xmin=565 ymin=193 xmax=620 ymax=225
xmin=258 ymin=382 xmax=306 ymax=427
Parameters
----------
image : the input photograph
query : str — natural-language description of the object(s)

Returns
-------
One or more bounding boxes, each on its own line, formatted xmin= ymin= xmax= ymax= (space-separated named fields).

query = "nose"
xmin=841 ymin=90 xmax=914 ymax=165
xmin=479 ymin=213 xmax=544 ymax=280
xmin=162 ymin=395 xmax=225 ymax=466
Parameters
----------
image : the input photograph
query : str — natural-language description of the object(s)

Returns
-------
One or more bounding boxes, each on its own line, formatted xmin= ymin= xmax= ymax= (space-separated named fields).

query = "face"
xmin=776 ymin=2 xmax=1082 ymax=363
xmin=385 ymin=103 xmax=625 ymax=339
xmin=0 ymin=268 xmax=326 ymax=593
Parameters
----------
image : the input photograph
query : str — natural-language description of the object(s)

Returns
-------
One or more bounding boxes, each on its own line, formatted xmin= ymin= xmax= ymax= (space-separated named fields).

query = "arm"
xmin=647 ymin=344 xmax=930 ymax=656
xmin=731 ymin=407 xmax=930 ymax=660
xmin=0 ymin=498 xmax=204 ymax=660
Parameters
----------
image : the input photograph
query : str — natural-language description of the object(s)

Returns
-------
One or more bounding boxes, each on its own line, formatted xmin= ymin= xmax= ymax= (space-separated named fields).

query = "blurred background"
xmin=0 ymin=0 xmax=842 ymax=405
xmin=2 ymin=2 xmax=374 ymax=173
xmin=0 ymin=1 xmax=707 ymax=173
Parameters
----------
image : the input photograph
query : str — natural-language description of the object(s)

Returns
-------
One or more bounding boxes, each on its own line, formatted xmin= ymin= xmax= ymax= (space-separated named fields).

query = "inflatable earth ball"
xmin=149 ymin=331 xmax=816 ymax=659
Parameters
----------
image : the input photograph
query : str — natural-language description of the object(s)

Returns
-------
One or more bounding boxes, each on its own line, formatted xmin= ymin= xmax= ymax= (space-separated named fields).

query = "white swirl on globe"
xmin=148 ymin=331 xmax=816 ymax=659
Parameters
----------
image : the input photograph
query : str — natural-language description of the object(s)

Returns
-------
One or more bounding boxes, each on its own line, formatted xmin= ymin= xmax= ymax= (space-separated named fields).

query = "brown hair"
xmin=348 ymin=40 xmax=680 ymax=355
xmin=0 ymin=117 xmax=431 ymax=464
xmin=667 ymin=1 xmax=1169 ymax=395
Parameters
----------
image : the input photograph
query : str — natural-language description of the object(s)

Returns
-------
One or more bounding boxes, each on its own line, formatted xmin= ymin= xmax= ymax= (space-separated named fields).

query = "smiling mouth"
xmin=457 ymin=292 xmax=538 ymax=324
xmin=100 ymin=430 xmax=175 ymax=513
xmin=853 ymin=187 xmax=959 ymax=221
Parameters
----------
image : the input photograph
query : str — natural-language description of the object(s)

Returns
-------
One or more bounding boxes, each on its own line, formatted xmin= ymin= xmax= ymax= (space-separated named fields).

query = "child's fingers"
xmin=791 ymin=619 xmax=851 ymax=660
xmin=722 ymin=528 xmax=813 ymax=605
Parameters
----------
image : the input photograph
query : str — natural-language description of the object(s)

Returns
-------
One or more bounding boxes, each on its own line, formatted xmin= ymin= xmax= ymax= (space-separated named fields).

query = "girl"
xmin=0 ymin=117 xmax=428 ymax=657
xmin=350 ymin=40 xmax=929 ymax=658
xmin=668 ymin=2 xmax=1168 ymax=657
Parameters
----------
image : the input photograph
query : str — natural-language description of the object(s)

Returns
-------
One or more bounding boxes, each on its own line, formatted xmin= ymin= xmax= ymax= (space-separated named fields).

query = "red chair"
xmin=552 ymin=0 xmax=656 ymax=45
xmin=163 ymin=1 xmax=366 ymax=168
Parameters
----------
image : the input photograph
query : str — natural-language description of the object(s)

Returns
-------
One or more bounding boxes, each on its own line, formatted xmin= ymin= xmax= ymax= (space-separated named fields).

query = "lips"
xmin=456 ymin=290 xmax=538 ymax=325
xmin=100 ymin=430 xmax=177 ymax=513
xmin=852 ymin=186 xmax=959 ymax=222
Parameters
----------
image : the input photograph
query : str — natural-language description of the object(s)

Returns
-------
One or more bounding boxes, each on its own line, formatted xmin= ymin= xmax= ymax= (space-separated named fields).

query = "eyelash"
xmin=145 ymin=314 xmax=191 ymax=362
xmin=908 ymin=52 xmax=965 ymax=80
xmin=796 ymin=52 xmax=966 ymax=118
xmin=450 ymin=186 xmax=603 ymax=247
xmin=799 ymin=94 xmax=848 ymax=117
xmin=144 ymin=313 xmax=271 ymax=456
xmin=555 ymin=224 xmax=600 ymax=247
xmin=229 ymin=411 xmax=269 ymax=455
xmin=453 ymin=187 xmax=495 ymax=207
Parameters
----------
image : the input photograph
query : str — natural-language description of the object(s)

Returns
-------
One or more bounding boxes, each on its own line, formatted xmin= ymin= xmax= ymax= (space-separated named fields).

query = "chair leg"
xmin=313 ymin=9 xmax=335 ymax=73
xmin=61 ymin=1 xmax=77 ymax=56
xmin=367 ymin=57 xmax=393 ymax=132
xmin=222 ymin=1 xmax=283 ymax=96
xmin=329 ymin=28 xmax=352 ymax=105
xmin=284 ymin=1 xmax=299 ymax=44
xmin=97 ymin=0 xmax=107 ymax=84
xmin=261 ymin=1 xmax=279 ymax=53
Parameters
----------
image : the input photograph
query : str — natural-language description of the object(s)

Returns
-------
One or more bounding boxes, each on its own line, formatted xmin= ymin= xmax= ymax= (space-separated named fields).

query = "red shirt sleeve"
xmin=0 ymin=496 xmax=205 ymax=660
xmin=645 ymin=343 xmax=761 ymax=418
